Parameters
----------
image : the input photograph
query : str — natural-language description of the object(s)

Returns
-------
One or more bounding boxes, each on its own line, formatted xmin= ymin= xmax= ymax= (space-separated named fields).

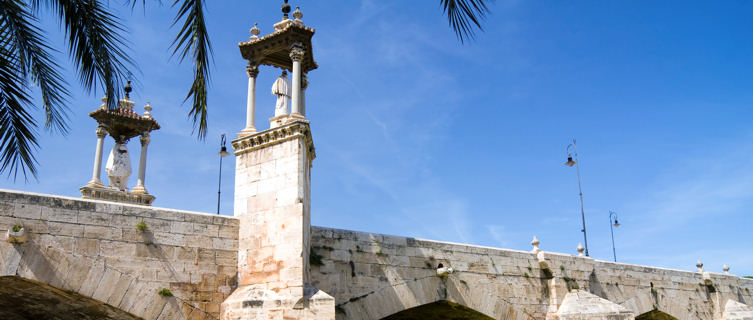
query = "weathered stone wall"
xmin=223 ymin=121 xmax=334 ymax=320
xmin=0 ymin=189 xmax=239 ymax=319
xmin=309 ymin=226 xmax=753 ymax=320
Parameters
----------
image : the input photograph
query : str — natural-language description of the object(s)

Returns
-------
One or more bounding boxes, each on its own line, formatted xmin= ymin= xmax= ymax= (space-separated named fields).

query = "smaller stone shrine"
xmin=80 ymin=81 xmax=159 ymax=205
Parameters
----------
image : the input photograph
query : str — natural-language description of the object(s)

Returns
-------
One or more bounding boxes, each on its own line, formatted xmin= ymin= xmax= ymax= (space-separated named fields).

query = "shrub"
xmin=158 ymin=288 xmax=173 ymax=297
xmin=135 ymin=221 xmax=148 ymax=232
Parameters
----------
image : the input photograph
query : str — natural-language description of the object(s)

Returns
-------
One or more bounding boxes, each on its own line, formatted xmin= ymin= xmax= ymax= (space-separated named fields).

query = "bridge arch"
xmin=2 ymin=240 xmax=183 ymax=319
xmin=335 ymin=276 xmax=519 ymax=320
xmin=621 ymin=286 xmax=693 ymax=320
xmin=0 ymin=276 xmax=140 ymax=319
xmin=636 ymin=310 xmax=679 ymax=320
xmin=381 ymin=300 xmax=494 ymax=319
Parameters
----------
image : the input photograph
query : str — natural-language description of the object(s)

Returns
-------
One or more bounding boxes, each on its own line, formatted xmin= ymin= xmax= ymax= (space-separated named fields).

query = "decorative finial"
xmin=124 ymin=80 xmax=132 ymax=99
xmin=723 ymin=264 xmax=730 ymax=275
xmin=531 ymin=236 xmax=541 ymax=253
xmin=249 ymin=23 xmax=260 ymax=41
xmin=144 ymin=102 xmax=152 ymax=119
xmin=577 ymin=243 xmax=585 ymax=256
xmin=696 ymin=260 xmax=704 ymax=273
xmin=282 ymin=0 xmax=291 ymax=19
xmin=292 ymin=6 xmax=303 ymax=21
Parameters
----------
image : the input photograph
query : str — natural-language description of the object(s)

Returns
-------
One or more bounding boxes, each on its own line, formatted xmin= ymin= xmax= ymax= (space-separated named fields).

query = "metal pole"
xmin=573 ymin=140 xmax=589 ymax=257
xmin=217 ymin=155 xmax=223 ymax=215
xmin=217 ymin=133 xmax=227 ymax=215
xmin=609 ymin=211 xmax=617 ymax=262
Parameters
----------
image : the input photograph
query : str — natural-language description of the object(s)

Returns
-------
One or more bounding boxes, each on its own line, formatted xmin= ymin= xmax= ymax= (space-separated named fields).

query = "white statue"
xmin=272 ymin=70 xmax=291 ymax=117
xmin=105 ymin=141 xmax=131 ymax=191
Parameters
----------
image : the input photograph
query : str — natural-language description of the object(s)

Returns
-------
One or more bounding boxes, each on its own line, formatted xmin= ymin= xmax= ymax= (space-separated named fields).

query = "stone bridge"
xmin=2 ymin=10 xmax=753 ymax=320
xmin=0 ymin=188 xmax=752 ymax=319
xmin=0 ymin=190 xmax=239 ymax=319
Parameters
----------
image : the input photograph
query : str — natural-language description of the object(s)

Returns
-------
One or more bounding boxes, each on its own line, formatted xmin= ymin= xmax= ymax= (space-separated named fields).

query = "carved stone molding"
xmin=232 ymin=120 xmax=315 ymax=163
xmin=79 ymin=186 xmax=155 ymax=206
xmin=289 ymin=42 xmax=305 ymax=62
xmin=96 ymin=126 xmax=107 ymax=138
xmin=140 ymin=132 xmax=150 ymax=146
xmin=246 ymin=62 xmax=259 ymax=78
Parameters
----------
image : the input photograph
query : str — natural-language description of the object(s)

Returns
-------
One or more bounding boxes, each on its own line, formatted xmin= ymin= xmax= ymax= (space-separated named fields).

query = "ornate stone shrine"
xmin=79 ymin=81 xmax=159 ymax=205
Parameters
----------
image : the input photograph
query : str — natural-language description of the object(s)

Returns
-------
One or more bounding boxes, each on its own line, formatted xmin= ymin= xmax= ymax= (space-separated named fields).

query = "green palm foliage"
xmin=0 ymin=0 xmax=486 ymax=179
xmin=441 ymin=0 xmax=490 ymax=43
xmin=0 ymin=0 xmax=132 ymax=180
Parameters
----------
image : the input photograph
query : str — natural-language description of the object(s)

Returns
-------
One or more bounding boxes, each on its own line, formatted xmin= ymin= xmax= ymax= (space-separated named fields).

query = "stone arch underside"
xmin=635 ymin=310 xmax=679 ymax=320
xmin=336 ymin=276 xmax=519 ymax=320
xmin=0 ymin=276 xmax=140 ymax=320
xmin=380 ymin=300 xmax=494 ymax=320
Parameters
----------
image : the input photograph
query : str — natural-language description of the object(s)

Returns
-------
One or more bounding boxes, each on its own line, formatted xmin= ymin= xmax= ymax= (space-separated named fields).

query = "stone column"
xmin=86 ymin=126 xmax=107 ymax=187
xmin=240 ymin=63 xmax=259 ymax=136
xmin=132 ymin=132 xmax=150 ymax=194
xmin=222 ymin=122 xmax=334 ymax=318
xmin=289 ymin=42 xmax=305 ymax=119
xmin=301 ymin=73 xmax=308 ymax=117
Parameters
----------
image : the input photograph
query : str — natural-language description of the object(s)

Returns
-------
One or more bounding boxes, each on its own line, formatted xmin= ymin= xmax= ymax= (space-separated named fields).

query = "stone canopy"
xmin=238 ymin=22 xmax=318 ymax=72
xmin=89 ymin=103 xmax=160 ymax=142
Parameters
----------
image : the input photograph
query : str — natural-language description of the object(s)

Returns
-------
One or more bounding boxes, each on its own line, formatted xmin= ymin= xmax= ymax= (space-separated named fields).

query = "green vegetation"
xmin=376 ymin=249 xmax=384 ymax=255
xmin=309 ymin=249 xmax=324 ymax=266
xmin=559 ymin=265 xmax=565 ymax=271
xmin=135 ymin=221 xmax=148 ymax=232
xmin=11 ymin=224 xmax=22 ymax=232
xmin=524 ymin=273 xmax=530 ymax=278
xmin=158 ymin=288 xmax=173 ymax=297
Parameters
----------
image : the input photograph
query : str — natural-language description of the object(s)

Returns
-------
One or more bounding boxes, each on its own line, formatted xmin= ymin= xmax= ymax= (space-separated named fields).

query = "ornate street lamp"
xmin=609 ymin=210 xmax=620 ymax=262
xmin=217 ymin=133 xmax=231 ymax=215
xmin=565 ymin=139 xmax=589 ymax=257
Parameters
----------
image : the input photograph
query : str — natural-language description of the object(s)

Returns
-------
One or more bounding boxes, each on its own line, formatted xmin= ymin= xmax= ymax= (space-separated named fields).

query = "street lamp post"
xmin=217 ymin=133 xmax=231 ymax=215
xmin=565 ymin=139 xmax=589 ymax=257
xmin=609 ymin=210 xmax=620 ymax=262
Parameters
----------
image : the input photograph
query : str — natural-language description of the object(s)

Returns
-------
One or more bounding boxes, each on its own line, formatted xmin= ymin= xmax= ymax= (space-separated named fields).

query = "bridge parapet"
xmin=309 ymin=226 xmax=753 ymax=320
xmin=0 ymin=189 xmax=239 ymax=319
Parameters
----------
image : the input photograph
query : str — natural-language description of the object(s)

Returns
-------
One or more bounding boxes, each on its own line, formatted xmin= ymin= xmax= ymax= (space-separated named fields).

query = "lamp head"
xmin=219 ymin=133 xmax=230 ymax=157
xmin=565 ymin=156 xmax=576 ymax=167
xmin=613 ymin=219 xmax=620 ymax=227
xmin=219 ymin=146 xmax=230 ymax=157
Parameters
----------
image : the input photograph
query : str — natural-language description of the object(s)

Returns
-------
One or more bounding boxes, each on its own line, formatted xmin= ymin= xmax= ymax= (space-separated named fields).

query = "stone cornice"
xmin=232 ymin=121 xmax=315 ymax=161
xmin=238 ymin=23 xmax=318 ymax=73
xmin=79 ymin=186 xmax=155 ymax=206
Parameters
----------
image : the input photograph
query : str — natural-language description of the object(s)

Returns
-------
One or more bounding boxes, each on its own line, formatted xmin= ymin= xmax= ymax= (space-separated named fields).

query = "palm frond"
xmin=0 ymin=43 xmax=39 ymax=181
xmin=0 ymin=0 xmax=70 ymax=134
xmin=37 ymin=0 xmax=133 ymax=110
xmin=440 ymin=0 xmax=490 ymax=43
xmin=172 ymin=0 xmax=212 ymax=139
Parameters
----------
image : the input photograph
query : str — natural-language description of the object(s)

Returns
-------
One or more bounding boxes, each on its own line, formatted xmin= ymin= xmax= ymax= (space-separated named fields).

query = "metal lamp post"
xmin=217 ymin=133 xmax=231 ymax=215
xmin=565 ymin=139 xmax=589 ymax=257
xmin=609 ymin=210 xmax=620 ymax=262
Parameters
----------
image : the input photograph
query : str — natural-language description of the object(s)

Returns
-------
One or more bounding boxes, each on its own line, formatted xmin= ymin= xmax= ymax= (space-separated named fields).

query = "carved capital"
xmin=246 ymin=62 xmax=259 ymax=78
xmin=289 ymin=42 xmax=305 ymax=62
xmin=96 ymin=126 xmax=107 ymax=138
xmin=140 ymin=132 xmax=150 ymax=146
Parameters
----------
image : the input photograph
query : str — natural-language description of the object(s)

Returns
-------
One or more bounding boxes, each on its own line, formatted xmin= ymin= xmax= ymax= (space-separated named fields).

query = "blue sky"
xmin=2 ymin=1 xmax=752 ymax=275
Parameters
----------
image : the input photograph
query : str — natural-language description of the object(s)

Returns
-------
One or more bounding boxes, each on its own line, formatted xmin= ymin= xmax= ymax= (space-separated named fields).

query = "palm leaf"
xmin=171 ymin=0 xmax=212 ymax=139
xmin=440 ymin=0 xmax=490 ymax=43
xmin=35 ymin=0 xmax=134 ymax=110
xmin=0 ymin=0 xmax=69 ymax=134
xmin=0 ymin=41 xmax=39 ymax=180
